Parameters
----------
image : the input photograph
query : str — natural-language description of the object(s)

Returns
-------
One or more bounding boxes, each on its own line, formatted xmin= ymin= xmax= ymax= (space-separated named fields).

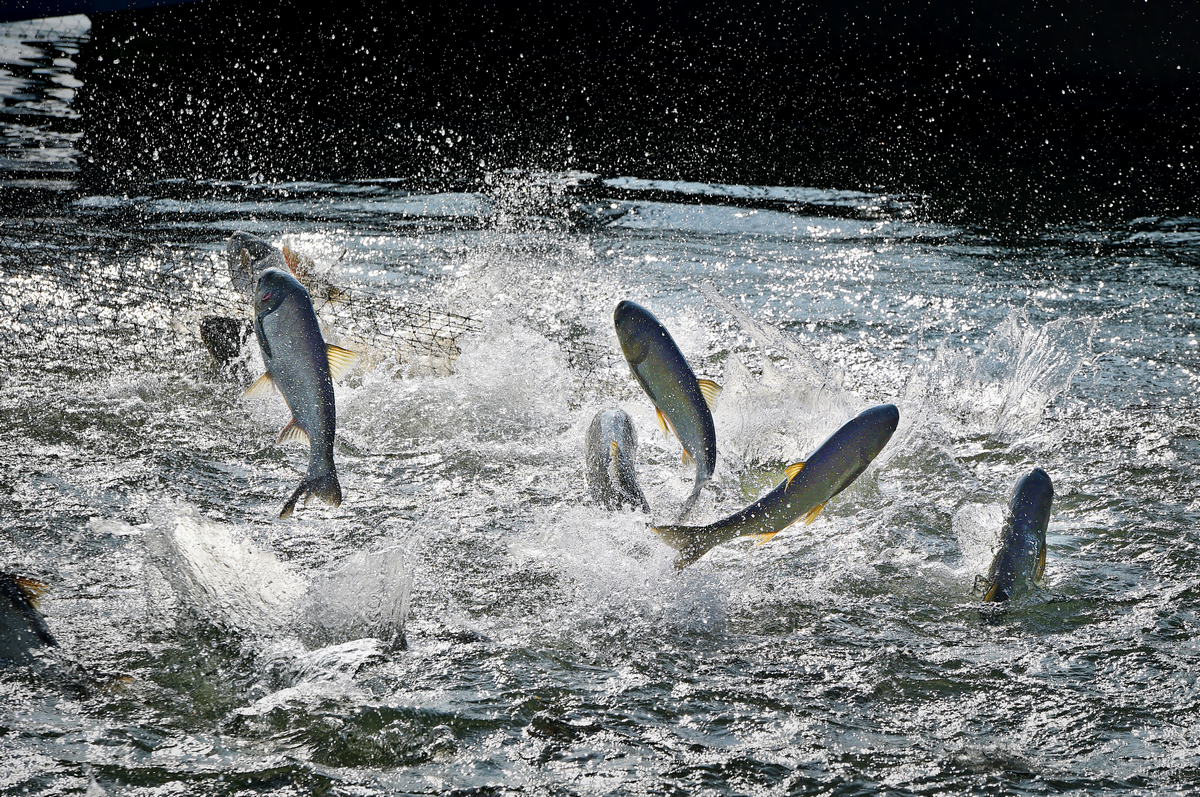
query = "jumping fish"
xmin=0 ymin=573 xmax=57 ymax=665
xmin=980 ymin=468 xmax=1053 ymax=602
xmin=654 ymin=404 xmax=899 ymax=568
xmin=613 ymin=300 xmax=720 ymax=522
xmin=247 ymin=267 xmax=358 ymax=518
xmin=585 ymin=408 xmax=651 ymax=514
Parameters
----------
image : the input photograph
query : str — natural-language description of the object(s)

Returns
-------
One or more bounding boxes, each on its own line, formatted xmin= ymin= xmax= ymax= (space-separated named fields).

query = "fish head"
xmin=982 ymin=468 xmax=1054 ymax=602
xmin=613 ymin=300 xmax=658 ymax=365
xmin=1011 ymin=468 xmax=1054 ymax=523
xmin=857 ymin=404 xmax=900 ymax=460
xmin=254 ymin=267 xmax=307 ymax=319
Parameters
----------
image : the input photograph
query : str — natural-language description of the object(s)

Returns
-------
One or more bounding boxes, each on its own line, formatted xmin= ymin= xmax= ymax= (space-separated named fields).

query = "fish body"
xmin=585 ymin=409 xmax=651 ymax=513
xmin=251 ymin=267 xmax=353 ymax=518
xmin=655 ymin=403 xmax=899 ymax=567
xmin=0 ymin=573 xmax=57 ymax=665
xmin=981 ymin=468 xmax=1053 ymax=602
xmin=613 ymin=300 xmax=719 ymax=521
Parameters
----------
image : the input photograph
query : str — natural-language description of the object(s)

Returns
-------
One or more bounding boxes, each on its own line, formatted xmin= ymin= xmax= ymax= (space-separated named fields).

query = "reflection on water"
xmin=0 ymin=14 xmax=88 ymax=180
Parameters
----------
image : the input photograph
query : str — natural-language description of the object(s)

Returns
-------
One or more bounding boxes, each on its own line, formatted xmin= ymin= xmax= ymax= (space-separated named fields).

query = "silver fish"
xmin=248 ymin=268 xmax=358 ymax=518
xmin=614 ymin=300 xmax=720 ymax=522
xmin=655 ymin=404 xmax=899 ymax=568
xmin=980 ymin=468 xmax=1053 ymax=602
xmin=585 ymin=409 xmax=651 ymax=514
xmin=0 ymin=573 xmax=56 ymax=666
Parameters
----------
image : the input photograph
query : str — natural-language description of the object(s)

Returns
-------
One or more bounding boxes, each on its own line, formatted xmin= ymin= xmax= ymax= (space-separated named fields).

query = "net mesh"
xmin=0 ymin=227 xmax=484 ymax=376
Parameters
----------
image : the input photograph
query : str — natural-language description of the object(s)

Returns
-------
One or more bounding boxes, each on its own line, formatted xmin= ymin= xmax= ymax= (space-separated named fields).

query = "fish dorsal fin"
xmin=655 ymin=407 xmax=673 ymax=439
xmin=243 ymin=372 xmax=277 ymax=399
xmin=326 ymin=344 xmax=359 ymax=381
xmin=281 ymin=242 xmax=303 ymax=278
xmin=1034 ymin=542 xmax=1047 ymax=582
xmin=803 ymin=502 xmax=826 ymax=525
xmin=697 ymin=379 xmax=722 ymax=410
xmin=13 ymin=576 xmax=50 ymax=607
xmin=784 ymin=462 xmax=806 ymax=487
xmin=277 ymin=418 xmax=310 ymax=446
xmin=608 ymin=441 xmax=623 ymax=482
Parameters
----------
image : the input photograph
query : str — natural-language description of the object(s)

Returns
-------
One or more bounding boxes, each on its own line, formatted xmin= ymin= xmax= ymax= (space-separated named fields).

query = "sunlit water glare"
xmin=2 ymin=174 xmax=1200 ymax=795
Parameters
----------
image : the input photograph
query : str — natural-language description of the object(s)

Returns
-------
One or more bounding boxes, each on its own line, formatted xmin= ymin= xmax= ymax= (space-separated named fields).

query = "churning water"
xmin=4 ymin=171 xmax=1200 ymax=795
xmin=4 ymin=14 xmax=1200 ymax=797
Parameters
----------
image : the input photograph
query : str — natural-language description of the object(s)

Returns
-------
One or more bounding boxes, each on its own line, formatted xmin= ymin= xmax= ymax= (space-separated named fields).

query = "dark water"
xmin=4 ymin=11 xmax=1200 ymax=797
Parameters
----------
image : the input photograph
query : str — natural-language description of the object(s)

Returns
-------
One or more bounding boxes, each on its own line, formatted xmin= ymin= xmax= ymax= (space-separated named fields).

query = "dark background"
xmin=64 ymin=0 xmax=1200 ymax=223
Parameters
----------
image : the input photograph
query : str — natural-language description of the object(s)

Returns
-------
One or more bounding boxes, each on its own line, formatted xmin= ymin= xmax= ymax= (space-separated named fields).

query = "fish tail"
xmin=674 ymin=481 xmax=705 ymax=523
xmin=652 ymin=525 xmax=713 ymax=569
xmin=279 ymin=467 xmax=342 ymax=519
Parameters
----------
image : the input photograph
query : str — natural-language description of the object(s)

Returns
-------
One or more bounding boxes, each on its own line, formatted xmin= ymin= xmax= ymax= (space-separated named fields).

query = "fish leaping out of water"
xmin=614 ymin=300 xmax=720 ymax=522
xmin=979 ymin=468 xmax=1053 ymax=602
xmin=585 ymin=408 xmax=652 ymax=514
xmin=246 ymin=268 xmax=358 ymax=518
xmin=654 ymin=404 xmax=899 ymax=568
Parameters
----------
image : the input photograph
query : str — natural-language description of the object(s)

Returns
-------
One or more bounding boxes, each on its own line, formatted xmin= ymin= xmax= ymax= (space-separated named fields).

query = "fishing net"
xmin=0 ymin=226 xmax=482 ymax=377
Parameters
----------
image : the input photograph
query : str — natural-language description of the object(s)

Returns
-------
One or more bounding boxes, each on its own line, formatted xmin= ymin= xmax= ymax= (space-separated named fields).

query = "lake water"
xmin=3 ymin=13 xmax=1200 ymax=797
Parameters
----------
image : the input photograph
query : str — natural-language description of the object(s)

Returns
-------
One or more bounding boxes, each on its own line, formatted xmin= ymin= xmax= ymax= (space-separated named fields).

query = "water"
xmin=4 ymin=14 xmax=1200 ymax=797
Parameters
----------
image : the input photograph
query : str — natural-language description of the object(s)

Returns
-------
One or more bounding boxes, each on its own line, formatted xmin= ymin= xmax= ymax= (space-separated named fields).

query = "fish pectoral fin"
xmin=655 ymin=408 xmax=673 ymax=439
xmin=13 ymin=576 xmax=50 ymax=607
xmin=750 ymin=531 xmax=779 ymax=546
xmin=697 ymin=379 xmax=722 ymax=410
xmin=244 ymin=372 xmax=277 ymax=399
xmin=277 ymin=418 xmax=310 ymax=445
xmin=784 ymin=462 xmax=806 ymax=487
xmin=803 ymin=502 xmax=826 ymax=525
xmin=1034 ymin=543 xmax=1047 ymax=582
xmin=325 ymin=344 xmax=360 ymax=381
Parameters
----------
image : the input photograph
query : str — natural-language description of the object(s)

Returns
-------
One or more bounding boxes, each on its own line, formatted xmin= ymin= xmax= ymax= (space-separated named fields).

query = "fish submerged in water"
xmin=655 ymin=404 xmax=900 ymax=568
xmin=0 ymin=573 xmax=57 ymax=666
xmin=585 ymin=408 xmax=651 ymax=514
xmin=614 ymin=300 xmax=720 ymax=522
xmin=980 ymin=468 xmax=1053 ymax=602
xmin=247 ymin=267 xmax=358 ymax=518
